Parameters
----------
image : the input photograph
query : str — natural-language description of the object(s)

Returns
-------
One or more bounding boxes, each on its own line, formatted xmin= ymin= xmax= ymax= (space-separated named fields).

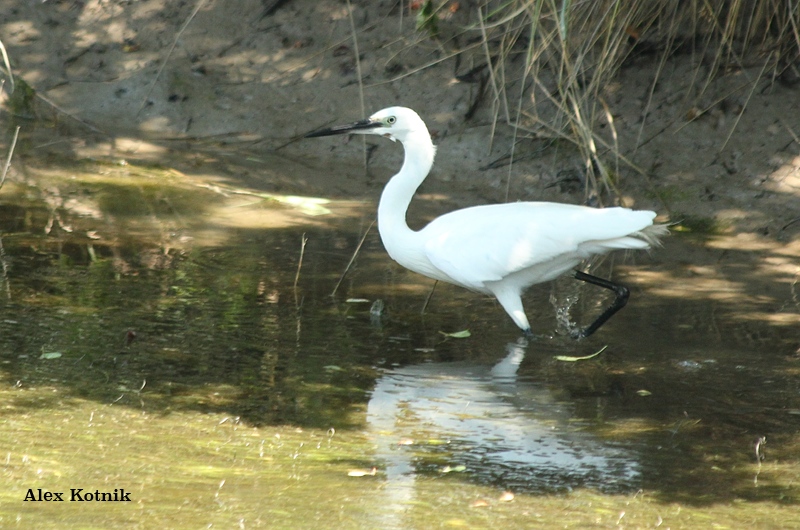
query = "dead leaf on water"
xmin=439 ymin=330 xmax=471 ymax=339
xmin=554 ymin=345 xmax=608 ymax=362
xmin=471 ymin=499 xmax=490 ymax=508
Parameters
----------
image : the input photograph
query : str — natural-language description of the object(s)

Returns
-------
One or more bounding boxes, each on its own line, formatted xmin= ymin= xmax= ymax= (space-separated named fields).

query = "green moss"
xmin=645 ymin=185 xmax=691 ymax=205
xmin=672 ymin=214 xmax=725 ymax=235
xmin=7 ymin=77 xmax=36 ymax=119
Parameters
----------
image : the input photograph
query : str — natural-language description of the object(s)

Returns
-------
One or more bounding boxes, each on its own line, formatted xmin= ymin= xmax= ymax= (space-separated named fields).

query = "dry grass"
xmin=474 ymin=0 xmax=800 ymax=200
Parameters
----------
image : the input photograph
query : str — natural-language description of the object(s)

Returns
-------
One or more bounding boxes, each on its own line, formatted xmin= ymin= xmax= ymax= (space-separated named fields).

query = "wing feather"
xmin=421 ymin=202 xmax=656 ymax=290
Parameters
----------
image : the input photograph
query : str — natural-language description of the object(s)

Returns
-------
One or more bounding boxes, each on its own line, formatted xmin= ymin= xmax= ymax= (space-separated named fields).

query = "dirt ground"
xmin=1 ymin=0 xmax=799 ymax=260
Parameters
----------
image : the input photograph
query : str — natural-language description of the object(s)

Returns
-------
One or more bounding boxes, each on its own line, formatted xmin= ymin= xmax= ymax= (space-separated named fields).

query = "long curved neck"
xmin=377 ymin=133 xmax=436 ymax=241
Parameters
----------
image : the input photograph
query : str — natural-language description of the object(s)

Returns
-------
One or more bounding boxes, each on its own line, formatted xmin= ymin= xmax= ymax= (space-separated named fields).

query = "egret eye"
xmin=386 ymin=116 xmax=396 ymax=125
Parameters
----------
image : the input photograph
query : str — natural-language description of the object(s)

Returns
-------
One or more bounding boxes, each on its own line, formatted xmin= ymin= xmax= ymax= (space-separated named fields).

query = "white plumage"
xmin=307 ymin=106 xmax=667 ymax=337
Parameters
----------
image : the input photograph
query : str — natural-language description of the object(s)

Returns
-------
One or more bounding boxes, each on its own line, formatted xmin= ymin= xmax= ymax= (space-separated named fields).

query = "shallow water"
xmin=0 ymin=147 xmax=798 ymax=528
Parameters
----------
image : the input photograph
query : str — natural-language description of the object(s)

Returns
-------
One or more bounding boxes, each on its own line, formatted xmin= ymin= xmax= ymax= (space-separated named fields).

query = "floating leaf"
xmin=39 ymin=352 xmax=62 ymax=360
xmin=554 ymin=345 xmax=608 ymax=362
xmin=439 ymin=330 xmax=471 ymax=339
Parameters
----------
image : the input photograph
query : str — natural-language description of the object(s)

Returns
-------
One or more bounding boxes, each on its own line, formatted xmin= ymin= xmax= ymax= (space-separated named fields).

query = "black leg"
xmin=571 ymin=271 xmax=630 ymax=339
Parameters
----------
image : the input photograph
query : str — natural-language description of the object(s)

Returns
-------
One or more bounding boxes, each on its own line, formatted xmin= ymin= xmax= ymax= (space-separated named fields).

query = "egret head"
xmin=305 ymin=106 xmax=427 ymax=144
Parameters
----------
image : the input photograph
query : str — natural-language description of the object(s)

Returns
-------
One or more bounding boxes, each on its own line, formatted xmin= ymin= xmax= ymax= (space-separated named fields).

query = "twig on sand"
xmin=261 ymin=0 xmax=293 ymax=18
xmin=137 ymin=0 xmax=207 ymax=115
xmin=36 ymin=93 xmax=107 ymax=135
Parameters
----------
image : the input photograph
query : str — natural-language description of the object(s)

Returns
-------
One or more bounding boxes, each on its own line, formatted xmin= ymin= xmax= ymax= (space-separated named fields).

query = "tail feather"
xmin=579 ymin=223 xmax=669 ymax=255
xmin=636 ymin=224 xmax=670 ymax=247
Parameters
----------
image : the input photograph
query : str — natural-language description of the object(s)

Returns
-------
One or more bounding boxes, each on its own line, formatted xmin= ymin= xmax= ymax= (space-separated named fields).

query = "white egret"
xmin=306 ymin=107 xmax=667 ymax=337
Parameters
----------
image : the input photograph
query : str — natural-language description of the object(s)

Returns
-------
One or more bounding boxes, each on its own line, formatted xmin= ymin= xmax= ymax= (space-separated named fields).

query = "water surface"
xmin=0 ymin=143 xmax=798 ymax=528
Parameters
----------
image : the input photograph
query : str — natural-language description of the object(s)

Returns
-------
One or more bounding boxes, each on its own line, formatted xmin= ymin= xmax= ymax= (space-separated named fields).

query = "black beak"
xmin=305 ymin=118 xmax=381 ymax=138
